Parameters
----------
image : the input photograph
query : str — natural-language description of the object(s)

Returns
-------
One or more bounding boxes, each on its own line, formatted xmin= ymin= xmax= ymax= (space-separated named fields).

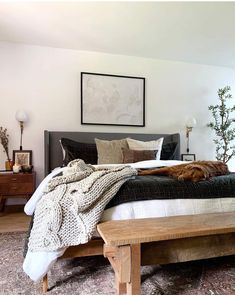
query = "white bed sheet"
xmin=23 ymin=160 xmax=235 ymax=282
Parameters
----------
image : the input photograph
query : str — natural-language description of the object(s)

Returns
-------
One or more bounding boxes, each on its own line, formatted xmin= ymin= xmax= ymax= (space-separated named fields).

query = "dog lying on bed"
xmin=138 ymin=161 xmax=229 ymax=182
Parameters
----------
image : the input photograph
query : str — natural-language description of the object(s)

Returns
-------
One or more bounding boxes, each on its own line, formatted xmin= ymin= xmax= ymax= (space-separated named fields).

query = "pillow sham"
xmin=95 ymin=138 xmax=128 ymax=164
xmin=60 ymin=138 xmax=97 ymax=165
xmin=122 ymin=148 xmax=158 ymax=163
xmin=126 ymin=137 xmax=164 ymax=160
xmin=160 ymin=141 xmax=178 ymax=160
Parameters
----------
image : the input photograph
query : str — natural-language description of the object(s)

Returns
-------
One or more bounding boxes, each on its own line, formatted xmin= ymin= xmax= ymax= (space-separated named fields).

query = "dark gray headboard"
xmin=44 ymin=131 xmax=180 ymax=176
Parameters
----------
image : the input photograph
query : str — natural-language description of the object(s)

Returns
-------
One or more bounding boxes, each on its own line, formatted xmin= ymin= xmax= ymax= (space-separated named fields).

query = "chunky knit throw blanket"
xmin=28 ymin=160 xmax=137 ymax=252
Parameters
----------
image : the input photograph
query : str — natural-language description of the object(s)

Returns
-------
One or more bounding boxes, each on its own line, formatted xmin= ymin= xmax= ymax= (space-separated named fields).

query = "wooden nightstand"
xmin=0 ymin=172 xmax=36 ymax=213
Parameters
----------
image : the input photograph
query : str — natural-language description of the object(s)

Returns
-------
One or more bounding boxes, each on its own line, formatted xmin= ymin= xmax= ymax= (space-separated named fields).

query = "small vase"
xmin=5 ymin=160 xmax=14 ymax=171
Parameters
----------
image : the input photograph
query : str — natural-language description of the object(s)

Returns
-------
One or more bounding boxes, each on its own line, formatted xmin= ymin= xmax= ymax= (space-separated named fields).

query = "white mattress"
xmin=101 ymin=198 xmax=235 ymax=221
xmin=23 ymin=160 xmax=235 ymax=282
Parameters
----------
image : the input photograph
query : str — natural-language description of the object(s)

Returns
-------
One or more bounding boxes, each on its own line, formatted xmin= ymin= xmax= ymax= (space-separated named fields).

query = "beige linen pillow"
xmin=126 ymin=137 xmax=164 ymax=160
xmin=95 ymin=138 xmax=128 ymax=164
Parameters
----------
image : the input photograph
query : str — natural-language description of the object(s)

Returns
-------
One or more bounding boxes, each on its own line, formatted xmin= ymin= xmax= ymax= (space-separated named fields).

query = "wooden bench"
xmin=97 ymin=212 xmax=235 ymax=295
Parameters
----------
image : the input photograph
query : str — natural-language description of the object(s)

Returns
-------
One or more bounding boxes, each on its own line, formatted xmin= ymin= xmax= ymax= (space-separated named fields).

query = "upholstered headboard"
xmin=44 ymin=131 xmax=180 ymax=176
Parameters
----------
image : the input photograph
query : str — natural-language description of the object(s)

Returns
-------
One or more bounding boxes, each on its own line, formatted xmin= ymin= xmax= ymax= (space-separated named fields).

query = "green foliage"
xmin=207 ymin=86 xmax=235 ymax=163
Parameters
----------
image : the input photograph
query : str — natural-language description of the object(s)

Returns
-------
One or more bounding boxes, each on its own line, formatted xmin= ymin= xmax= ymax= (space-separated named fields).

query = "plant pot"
xmin=5 ymin=160 xmax=14 ymax=171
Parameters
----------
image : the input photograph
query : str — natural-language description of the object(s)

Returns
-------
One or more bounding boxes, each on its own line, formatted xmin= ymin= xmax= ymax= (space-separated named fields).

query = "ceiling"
xmin=0 ymin=2 xmax=235 ymax=68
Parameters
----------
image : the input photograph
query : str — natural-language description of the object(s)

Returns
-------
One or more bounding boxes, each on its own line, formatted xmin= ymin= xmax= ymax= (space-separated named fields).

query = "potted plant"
xmin=0 ymin=126 xmax=13 ymax=170
xmin=207 ymin=86 xmax=235 ymax=163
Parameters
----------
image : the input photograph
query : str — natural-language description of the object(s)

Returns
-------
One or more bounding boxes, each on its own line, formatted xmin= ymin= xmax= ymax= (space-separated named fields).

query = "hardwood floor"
xmin=0 ymin=205 xmax=31 ymax=233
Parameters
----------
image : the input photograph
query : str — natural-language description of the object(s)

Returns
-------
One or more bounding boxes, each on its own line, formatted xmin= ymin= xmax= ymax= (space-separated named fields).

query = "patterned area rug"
xmin=0 ymin=232 xmax=235 ymax=295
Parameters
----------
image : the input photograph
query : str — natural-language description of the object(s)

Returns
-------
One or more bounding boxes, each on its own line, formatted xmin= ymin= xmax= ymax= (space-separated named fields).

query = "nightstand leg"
xmin=0 ymin=195 xmax=6 ymax=214
xmin=26 ymin=195 xmax=31 ymax=201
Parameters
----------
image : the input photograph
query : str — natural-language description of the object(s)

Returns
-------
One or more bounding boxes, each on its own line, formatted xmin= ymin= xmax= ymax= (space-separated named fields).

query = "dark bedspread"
xmin=105 ymin=173 xmax=235 ymax=209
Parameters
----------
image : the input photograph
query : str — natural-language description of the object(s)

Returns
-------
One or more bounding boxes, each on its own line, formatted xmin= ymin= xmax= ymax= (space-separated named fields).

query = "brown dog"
xmin=138 ymin=161 xmax=229 ymax=182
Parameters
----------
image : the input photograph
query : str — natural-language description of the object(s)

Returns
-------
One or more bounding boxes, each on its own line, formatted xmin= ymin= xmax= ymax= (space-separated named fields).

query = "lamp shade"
xmin=186 ymin=117 xmax=197 ymax=128
xmin=15 ymin=110 xmax=28 ymax=123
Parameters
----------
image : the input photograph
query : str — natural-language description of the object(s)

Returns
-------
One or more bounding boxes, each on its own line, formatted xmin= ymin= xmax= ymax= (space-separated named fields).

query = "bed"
xmin=23 ymin=130 xmax=235 ymax=292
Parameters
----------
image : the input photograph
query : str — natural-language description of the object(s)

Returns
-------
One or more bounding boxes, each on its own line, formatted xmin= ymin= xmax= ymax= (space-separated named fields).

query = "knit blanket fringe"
xmin=28 ymin=159 xmax=137 ymax=252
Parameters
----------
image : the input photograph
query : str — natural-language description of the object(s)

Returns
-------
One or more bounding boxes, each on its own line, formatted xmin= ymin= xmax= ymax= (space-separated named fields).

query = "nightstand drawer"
xmin=0 ymin=184 xmax=9 ymax=194
xmin=0 ymin=174 xmax=33 ymax=184
xmin=8 ymin=183 xmax=34 ymax=195
xmin=0 ymin=172 xmax=35 ymax=195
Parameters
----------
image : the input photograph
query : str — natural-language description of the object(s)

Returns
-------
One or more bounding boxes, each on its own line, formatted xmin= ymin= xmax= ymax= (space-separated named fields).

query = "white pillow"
xmin=59 ymin=139 xmax=66 ymax=161
xmin=126 ymin=137 xmax=164 ymax=160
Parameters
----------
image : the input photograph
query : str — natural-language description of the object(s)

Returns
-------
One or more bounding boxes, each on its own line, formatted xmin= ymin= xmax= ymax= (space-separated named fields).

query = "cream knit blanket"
xmin=28 ymin=160 xmax=137 ymax=252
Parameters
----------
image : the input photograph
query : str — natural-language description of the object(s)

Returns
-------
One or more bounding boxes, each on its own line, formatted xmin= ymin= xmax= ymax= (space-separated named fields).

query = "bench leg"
xmin=126 ymin=244 xmax=141 ymax=295
xmin=42 ymin=274 xmax=48 ymax=293
xmin=116 ymin=276 xmax=126 ymax=295
xmin=104 ymin=243 xmax=141 ymax=295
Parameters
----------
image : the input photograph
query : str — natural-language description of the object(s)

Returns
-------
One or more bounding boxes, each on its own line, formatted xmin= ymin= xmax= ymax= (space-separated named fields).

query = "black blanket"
xmin=105 ymin=173 xmax=235 ymax=209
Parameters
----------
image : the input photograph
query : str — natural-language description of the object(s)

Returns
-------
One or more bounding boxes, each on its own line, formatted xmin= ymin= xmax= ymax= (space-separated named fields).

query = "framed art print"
xmin=181 ymin=153 xmax=196 ymax=161
xmin=13 ymin=150 xmax=32 ymax=166
xmin=81 ymin=72 xmax=145 ymax=126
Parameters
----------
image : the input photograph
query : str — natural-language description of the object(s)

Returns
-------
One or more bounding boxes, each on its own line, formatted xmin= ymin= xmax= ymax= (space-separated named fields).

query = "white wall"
xmin=0 ymin=41 xmax=235 ymax=187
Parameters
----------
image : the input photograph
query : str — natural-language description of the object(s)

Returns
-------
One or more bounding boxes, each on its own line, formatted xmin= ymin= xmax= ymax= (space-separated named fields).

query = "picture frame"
xmin=81 ymin=72 xmax=145 ymax=126
xmin=181 ymin=153 xmax=196 ymax=161
xmin=13 ymin=150 xmax=32 ymax=166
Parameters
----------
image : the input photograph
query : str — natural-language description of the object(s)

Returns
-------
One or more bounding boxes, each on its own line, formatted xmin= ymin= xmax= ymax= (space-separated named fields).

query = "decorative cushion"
xmin=60 ymin=138 xmax=97 ymax=165
xmin=122 ymin=148 xmax=158 ymax=163
xmin=160 ymin=141 xmax=178 ymax=160
xmin=126 ymin=137 xmax=164 ymax=160
xmin=95 ymin=138 xmax=128 ymax=164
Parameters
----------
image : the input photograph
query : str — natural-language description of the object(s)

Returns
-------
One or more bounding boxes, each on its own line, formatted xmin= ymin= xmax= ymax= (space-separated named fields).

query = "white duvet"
xmin=23 ymin=160 xmax=235 ymax=282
